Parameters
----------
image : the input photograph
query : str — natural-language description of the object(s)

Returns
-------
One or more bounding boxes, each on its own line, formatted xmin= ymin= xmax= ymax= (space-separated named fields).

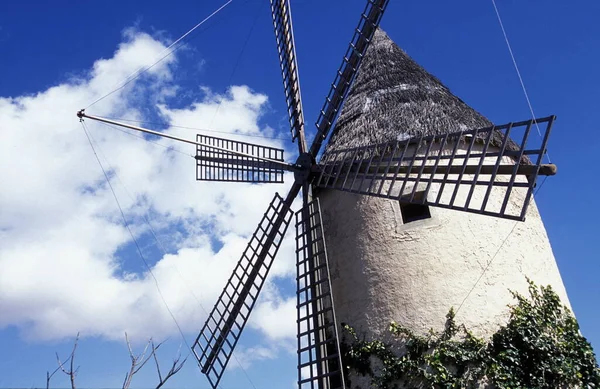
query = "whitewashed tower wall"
xmin=318 ymin=29 xmax=570 ymax=347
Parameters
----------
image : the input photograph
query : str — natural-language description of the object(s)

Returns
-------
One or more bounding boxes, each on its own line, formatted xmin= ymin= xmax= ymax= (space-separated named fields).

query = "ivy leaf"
xmin=340 ymin=281 xmax=600 ymax=388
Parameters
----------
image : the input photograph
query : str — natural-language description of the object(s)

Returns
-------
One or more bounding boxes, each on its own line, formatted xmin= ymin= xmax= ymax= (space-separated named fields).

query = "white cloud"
xmin=229 ymin=344 xmax=279 ymax=371
xmin=0 ymin=25 xmax=298 ymax=355
xmin=250 ymin=291 xmax=297 ymax=341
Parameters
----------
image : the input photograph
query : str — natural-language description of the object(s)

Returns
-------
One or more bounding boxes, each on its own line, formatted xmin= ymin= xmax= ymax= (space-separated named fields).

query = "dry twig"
xmin=122 ymin=332 xmax=156 ymax=389
xmin=55 ymin=332 xmax=80 ymax=389
xmin=151 ymin=340 xmax=187 ymax=389
xmin=46 ymin=332 xmax=186 ymax=389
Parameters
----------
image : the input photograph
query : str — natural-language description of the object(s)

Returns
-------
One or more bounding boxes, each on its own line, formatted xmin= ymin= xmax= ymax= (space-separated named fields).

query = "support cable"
xmin=79 ymin=111 xmax=295 ymax=169
xmin=85 ymin=0 xmax=233 ymax=109
xmin=491 ymin=0 xmax=551 ymax=163
xmin=209 ymin=0 xmax=264 ymax=128
xmin=454 ymin=168 xmax=550 ymax=316
xmin=101 ymin=117 xmax=288 ymax=141
xmin=96 ymin=120 xmax=195 ymax=158
xmin=80 ymin=120 xmax=191 ymax=351
xmin=456 ymin=1 xmax=556 ymax=314
xmin=83 ymin=120 xmax=257 ymax=389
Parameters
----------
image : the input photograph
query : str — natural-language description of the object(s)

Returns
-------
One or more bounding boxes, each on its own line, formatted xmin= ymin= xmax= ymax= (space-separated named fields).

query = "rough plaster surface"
xmin=320 ymin=175 xmax=569 ymax=388
xmin=318 ymin=150 xmax=570 ymax=343
xmin=310 ymin=27 xmax=570 ymax=388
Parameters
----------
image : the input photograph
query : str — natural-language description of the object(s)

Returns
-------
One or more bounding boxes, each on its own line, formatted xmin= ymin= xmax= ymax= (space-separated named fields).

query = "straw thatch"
xmin=323 ymin=28 xmax=503 ymax=156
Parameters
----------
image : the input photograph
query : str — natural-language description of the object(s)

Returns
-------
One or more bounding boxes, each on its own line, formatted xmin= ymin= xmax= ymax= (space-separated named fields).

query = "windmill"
xmin=77 ymin=0 xmax=560 ymax=388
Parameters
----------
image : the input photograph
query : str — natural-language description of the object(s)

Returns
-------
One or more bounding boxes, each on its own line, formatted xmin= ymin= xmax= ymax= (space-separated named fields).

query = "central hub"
xmin=294 ymin=152 xmax=313 ymax=183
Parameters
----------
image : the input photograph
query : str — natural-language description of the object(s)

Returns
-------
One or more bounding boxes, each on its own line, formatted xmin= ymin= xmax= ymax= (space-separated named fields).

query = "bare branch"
xmin=122 ymin=332 xmax=157 ymax=389
xmin=69 ymin=333 xmax=79 ymax=389
xmin=47 ymin=332 xmax=186 ymax=389
xmin=154 ymin=342 xmax=187 ymax=389
xmin=152 ymin=341 xmax=162 ymax=384
xmin=46 ymin=360 xmax=68 ymax=389
xmin=48 ymin=354 xmax=70 ymax=383
xmin=55 ymin=333 xmax=79 ymax=389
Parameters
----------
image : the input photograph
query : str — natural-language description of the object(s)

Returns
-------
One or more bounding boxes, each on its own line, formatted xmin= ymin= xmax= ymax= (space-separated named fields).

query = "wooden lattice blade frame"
xmin=192 ymin=189 xmax=297 ymax=389
xmin=271 ymin=0 xmax=306 ymax=148
xmin=296 ymin=198 xmax=345 ymax=389
xmin=196 ymin=134 xmax=286 ymax=183
xmin=315 ymin=116 xmax=555 ymax=221
xmin=309 ymin=0 xmax=389 ymax=157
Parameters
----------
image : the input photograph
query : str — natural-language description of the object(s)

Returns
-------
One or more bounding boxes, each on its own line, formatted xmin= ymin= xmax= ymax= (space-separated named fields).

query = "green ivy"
xmin=341 ymin=280 xmax=600 ymax=388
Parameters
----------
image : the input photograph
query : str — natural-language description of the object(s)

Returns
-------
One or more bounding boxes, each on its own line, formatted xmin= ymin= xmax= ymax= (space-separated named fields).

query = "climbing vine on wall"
xmin=341 ymin=280 xmax=600 ymax=388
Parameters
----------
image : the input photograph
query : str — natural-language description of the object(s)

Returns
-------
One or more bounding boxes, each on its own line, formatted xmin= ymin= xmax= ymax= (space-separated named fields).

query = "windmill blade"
xmin=271 ymin=0 xmax=307 ymax=151
xmin=296 ymin=197 xmax=345 ymax=389
xmin=309 ymin=0 xmax=389 ymax=158
xmin=314 ymin=117 xmax=555 ymax=221
xmin=196 ymin=134 xmax=287 ymax=183
xmin=192 ymin=186 xmax=299 ymax=389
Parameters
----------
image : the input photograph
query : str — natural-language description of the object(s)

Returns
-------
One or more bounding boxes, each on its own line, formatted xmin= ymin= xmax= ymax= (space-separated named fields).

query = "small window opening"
xmin=400 ymin=191 xmax=431 ymax=223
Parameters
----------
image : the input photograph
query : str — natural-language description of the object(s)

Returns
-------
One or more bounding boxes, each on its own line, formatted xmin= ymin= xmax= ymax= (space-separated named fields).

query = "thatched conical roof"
xmin=323 ymin=28 xmax=497 ymax=155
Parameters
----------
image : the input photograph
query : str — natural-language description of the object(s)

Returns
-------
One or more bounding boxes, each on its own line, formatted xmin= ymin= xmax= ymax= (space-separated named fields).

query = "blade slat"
xmin=315 ymin=117 xmax=555 ymax=221
xmin=193 ymin=192 xmax=294 ymax=389
xmin=271 ymin=0 xmax=306 ymax=148
xmin=501 ymin=121 xmax=533 ymax=215
xmin=196 ymin=134 xmax=285 ymax=183
xmin=296 ymin=199 xmax=345 ymax=389
xmin=309 ymin=0 xmax=390 ymax=158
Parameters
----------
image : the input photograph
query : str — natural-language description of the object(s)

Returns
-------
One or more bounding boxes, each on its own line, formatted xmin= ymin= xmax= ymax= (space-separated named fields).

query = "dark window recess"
xmin=400 ymin=191 xmax=431 ymax=223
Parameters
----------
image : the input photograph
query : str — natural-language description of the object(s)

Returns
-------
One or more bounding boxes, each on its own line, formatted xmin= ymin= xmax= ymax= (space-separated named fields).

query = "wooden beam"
xmin=384 ymin=163 xmax=557 ymax=177
xmin=322 ymin=163 xmax=557 ymax=177
xmin=195 ymin=156 xmax=293 ymax=172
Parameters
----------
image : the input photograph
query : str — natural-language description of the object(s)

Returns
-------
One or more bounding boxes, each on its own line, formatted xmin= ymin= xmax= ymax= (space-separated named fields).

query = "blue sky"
xmin=1 ymin=0 xmax=598 ymax=388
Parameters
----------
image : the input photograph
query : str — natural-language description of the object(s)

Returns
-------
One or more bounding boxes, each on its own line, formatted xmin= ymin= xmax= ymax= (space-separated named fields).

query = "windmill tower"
xmin=77 ymin=1 xmax=568 ymax=388
xmin=317 ymin=29 xmax=571 ymax=344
